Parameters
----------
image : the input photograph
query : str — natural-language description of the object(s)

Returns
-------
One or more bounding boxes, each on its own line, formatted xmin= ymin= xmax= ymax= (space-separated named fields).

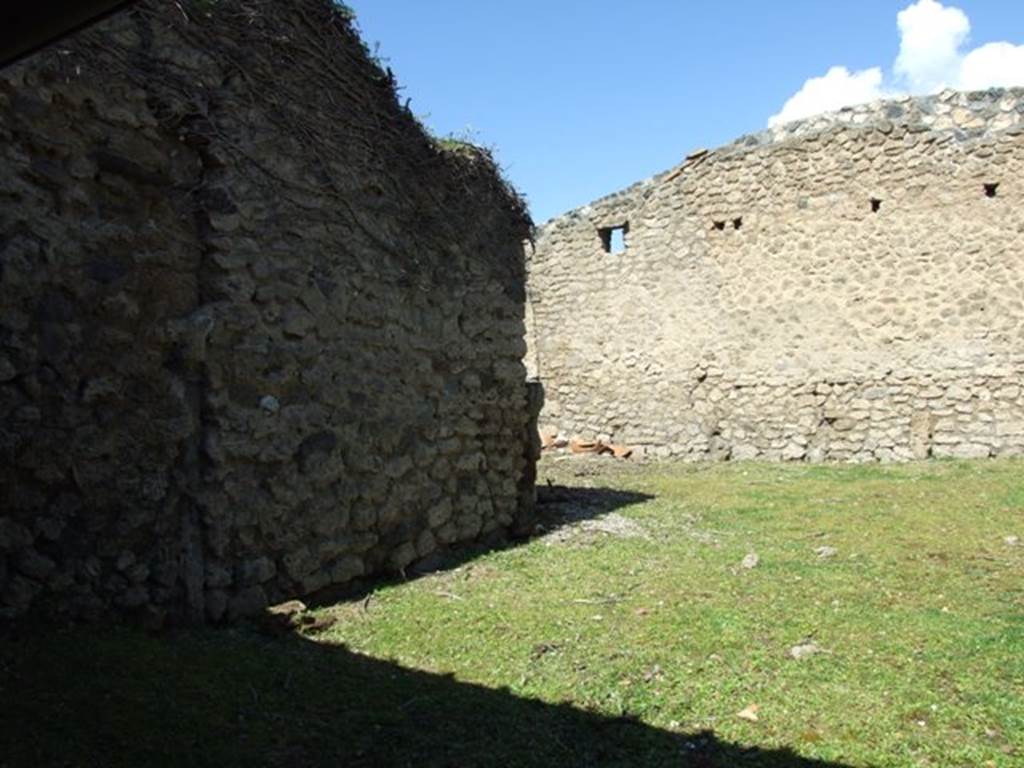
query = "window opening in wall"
xmin=712 ymin=220 xmax=726 ymax=231
xmin=732 ymin=217 xmax=743 ymax=230
xmin=984 ymin=182 xmax=999 ymax=198
xmin=870 ymin=198 xmax=882 ymax=213
xmin=599 ymin=223 xmax=629 ymax=254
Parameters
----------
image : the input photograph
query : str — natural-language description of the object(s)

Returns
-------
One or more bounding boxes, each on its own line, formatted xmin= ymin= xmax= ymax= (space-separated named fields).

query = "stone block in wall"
xmin=228 ymin=587 xmax=269 ymax=620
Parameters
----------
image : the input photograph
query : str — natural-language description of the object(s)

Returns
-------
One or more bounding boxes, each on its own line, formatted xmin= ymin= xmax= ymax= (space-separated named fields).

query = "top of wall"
xmin=541 ymin=87 xmax=1024 ymax=229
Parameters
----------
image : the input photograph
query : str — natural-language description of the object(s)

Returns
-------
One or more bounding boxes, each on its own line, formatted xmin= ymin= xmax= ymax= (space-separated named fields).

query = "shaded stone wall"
xmin=0 ymin=0 xmax=535 ymax=622
xmin=528 ymin=90 xmax=1024 ymax=461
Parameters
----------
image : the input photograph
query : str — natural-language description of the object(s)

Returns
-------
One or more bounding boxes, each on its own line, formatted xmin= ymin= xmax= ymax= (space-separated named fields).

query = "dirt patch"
xmin=535 ymin=485 xmax=651 ymax=545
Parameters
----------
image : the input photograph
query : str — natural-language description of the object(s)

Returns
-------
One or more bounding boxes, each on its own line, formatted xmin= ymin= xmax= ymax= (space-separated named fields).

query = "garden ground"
xmin=2 ymin=457 xmax=1022 ymax=767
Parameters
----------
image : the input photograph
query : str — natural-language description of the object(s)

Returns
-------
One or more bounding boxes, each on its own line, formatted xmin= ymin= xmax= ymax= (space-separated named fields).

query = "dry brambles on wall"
xmin=0 ymin=0 xmax=539 ymax=623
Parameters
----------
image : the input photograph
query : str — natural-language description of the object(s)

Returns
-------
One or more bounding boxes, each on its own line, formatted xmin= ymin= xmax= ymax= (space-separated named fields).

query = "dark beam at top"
xmin=1 ymin=0 xmax=138 ymax=70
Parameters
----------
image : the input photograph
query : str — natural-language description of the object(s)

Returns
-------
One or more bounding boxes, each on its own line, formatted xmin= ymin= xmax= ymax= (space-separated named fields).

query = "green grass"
xmin=2 ymin=459 xmax=1022 ymax=767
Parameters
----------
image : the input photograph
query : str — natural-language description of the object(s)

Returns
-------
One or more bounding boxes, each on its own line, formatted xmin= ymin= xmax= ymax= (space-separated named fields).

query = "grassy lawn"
xmin=2 ymin=458 xmax=1022 ymax=767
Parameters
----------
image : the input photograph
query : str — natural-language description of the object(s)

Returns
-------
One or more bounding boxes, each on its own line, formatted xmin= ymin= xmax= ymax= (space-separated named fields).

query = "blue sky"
xmin=349 ymin=1 xmax=1024 ymax=224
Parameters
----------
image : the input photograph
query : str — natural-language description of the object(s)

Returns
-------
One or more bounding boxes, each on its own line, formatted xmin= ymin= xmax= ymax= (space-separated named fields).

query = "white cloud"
xmin=768 ymin=66 xmax=886 ymax=128
xmin=769 ymin=0 xmax=1024 ymax=127
xmin=958 ymin=42 xmax=1024 ymax=91
xmin=893 ymin=0 xmax=969 ymax=93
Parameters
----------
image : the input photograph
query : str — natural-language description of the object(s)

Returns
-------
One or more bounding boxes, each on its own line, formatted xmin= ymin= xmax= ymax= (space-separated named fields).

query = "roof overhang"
xmin=1 ymin=0 xmax=138 ymax=69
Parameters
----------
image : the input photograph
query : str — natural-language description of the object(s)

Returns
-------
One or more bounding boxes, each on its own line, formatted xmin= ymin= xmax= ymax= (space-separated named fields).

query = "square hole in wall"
xmin=984 ymin=182 xmax=999 ymax=198
xmin=599 ymin=223 xmax=629 ymax=254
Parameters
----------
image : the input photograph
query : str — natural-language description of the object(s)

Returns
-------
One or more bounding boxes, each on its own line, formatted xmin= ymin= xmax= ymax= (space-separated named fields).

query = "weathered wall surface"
xmin=0 ymin=0 xmax=535 ymax=622
xmin=529 ymin=90 xmax=1024 ymax=461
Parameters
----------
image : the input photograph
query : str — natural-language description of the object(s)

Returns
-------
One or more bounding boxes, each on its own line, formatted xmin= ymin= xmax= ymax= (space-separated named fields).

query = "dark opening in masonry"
xmin=984 ymin=182 xmax=999 ymax=198
xmin=599 ymin=223 xmax=629 ymax=254
xmin=870 ymin=198 xmax=882 ymax=213
xmin=732 ymin=217 xmax=743 ymax=230
xmin=712 ymin=220 xmax=726 ymax=231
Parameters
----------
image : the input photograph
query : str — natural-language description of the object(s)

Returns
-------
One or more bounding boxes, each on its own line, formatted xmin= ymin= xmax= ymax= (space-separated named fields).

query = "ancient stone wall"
xmin=0 ymin=0 xmax=535 ymax=622
xmin=528 ymin=90 xmax=1024 ymax=461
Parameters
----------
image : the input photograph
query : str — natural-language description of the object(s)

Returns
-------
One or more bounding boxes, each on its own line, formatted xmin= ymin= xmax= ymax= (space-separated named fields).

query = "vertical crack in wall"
xmin=175 ymin=115 xmax=222 ymax=624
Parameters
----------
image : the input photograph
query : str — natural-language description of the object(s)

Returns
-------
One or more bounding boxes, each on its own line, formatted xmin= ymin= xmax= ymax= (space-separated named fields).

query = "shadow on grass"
xmin=304 ymin=484 xmax=656 ymax=610
xmin=0 ymin=621 xmax=856 ymax=768
xmin=535 ymin=483 xmax=654 ymax=516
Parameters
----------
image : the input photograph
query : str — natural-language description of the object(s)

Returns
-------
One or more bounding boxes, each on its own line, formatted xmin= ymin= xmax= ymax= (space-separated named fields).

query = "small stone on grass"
xmin=788 ymin=641 xmax=823 ymax=660
xmin=736 ymin=703 xmax=760 ymax=722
